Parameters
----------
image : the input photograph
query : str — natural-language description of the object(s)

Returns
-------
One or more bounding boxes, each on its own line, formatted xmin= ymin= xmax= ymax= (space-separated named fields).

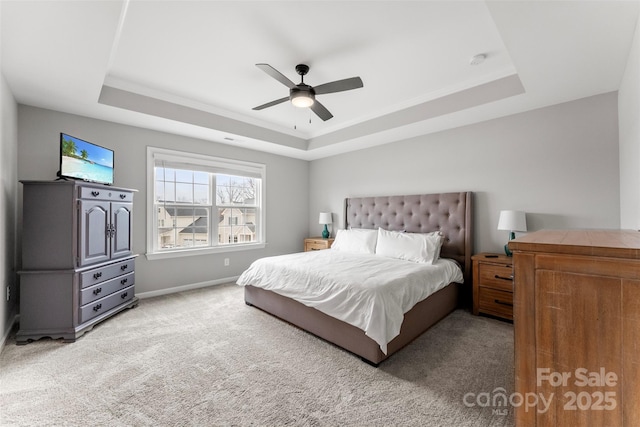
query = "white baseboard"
xmin=0 ymin=279 xmax=238 ymax=350
xmin=1 ymin=314 xmax=19 ymax=350
xmin=136 ymin=276 xmax=240 ymax=299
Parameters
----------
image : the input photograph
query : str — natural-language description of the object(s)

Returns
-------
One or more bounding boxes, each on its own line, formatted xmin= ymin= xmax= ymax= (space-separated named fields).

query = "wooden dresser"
xmin=510 ymin=229 xmax=640 ymax=426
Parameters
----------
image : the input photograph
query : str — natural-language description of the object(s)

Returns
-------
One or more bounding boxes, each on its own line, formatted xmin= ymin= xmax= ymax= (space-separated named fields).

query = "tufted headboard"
xmin=344 ymin=192 xmax=473 ymax=283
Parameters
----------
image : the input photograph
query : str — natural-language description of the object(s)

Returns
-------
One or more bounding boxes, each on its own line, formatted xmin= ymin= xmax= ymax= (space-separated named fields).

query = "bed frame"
xmin=245 ymin=192 xmax=473 ymax=365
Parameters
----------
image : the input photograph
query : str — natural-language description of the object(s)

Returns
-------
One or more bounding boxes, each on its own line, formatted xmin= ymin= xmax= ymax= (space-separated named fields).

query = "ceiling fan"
xmin=252 ymin=63 xmax=363 ymax=121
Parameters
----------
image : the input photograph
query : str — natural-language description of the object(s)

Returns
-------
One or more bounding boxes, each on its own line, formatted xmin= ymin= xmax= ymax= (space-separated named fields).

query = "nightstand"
xmin=304 ymin=237 xmax=334 ymax=252
xmin=472 ymin=253 xmax=514 ymax=321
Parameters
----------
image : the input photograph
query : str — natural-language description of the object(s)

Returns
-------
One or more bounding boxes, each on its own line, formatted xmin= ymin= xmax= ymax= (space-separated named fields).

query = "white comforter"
xmin=236 ymin=250 xmax=463 ymax=354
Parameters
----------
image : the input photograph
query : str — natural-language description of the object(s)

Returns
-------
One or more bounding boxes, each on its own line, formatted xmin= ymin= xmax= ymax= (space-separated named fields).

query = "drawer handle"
xmin=494 ymin=275 xmax=513 ymax=281
xmin=93 ymin=272 xmax=103 ymax=279
xmin=311 ymin=248 xmax=320 ymax=251
xmin=93 ymin=303 xmax=102 ymax=312
xmin=121 ymin=264 xmax=128 ymax=271
xmin=121 ymin=278 xmax=128 ymax=285
xmin=91 ymin=191 xmax=100 ymax=197
xmin=121 ymin=292 xmax=128 ymax=299
xmin=93 ymin=287 xmax=102 ymax=295
xmin=119 ymin=194 xmax=126 ymax=199
xmin=494 ymin=299 xmax=513 ymax=307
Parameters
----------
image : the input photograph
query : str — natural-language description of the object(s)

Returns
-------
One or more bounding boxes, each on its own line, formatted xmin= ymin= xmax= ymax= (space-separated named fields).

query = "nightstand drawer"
xmin=478 ymin=263 xmax=513 ymax=292
xmin=478 ymin=287 xmax=513 ymax=320
xmin=304 ymin=238 xmax=334 ymax=252
xmin=306 ymin=242 xmax=328 ymax=251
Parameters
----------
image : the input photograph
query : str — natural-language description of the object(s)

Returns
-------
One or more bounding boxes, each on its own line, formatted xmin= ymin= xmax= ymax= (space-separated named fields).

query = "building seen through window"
xmin=155 ymin=169 xmax=259 ymax=250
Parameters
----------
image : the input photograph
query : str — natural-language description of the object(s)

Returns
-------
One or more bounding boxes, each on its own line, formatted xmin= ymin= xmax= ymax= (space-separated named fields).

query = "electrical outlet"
xmin=5 ymin=285 xmax=10 ymax=302
xmin=224 ymin=258 xmax=230 ymax=267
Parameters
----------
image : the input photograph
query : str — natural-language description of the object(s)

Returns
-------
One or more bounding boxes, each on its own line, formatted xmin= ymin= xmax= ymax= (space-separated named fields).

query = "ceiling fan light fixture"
xmin=254 ymin=63 xmax=362 ymax=121
xmin=290 ymin=88 xmax=315 ymax=108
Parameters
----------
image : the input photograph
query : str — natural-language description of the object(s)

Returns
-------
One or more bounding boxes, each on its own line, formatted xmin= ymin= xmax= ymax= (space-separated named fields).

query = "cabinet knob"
xmin=93 ymin=272 xmax=102 ymax=279
xmin=93 ymin=287 xmax=102 ymax=295
xmin=121 ymin=292 xmax=128 ymax=299
xmin=91 ymin=191 xmax=100 ymax=197
xmin=121 ymin=278 xmax=128 ymax=285
xmin=93 ymin=303 xmax=102 ymax=312
xmin=121 ymin=264 xmax=128 ymax=271
xmin=119 ymin=194 xmax=126 ymax=199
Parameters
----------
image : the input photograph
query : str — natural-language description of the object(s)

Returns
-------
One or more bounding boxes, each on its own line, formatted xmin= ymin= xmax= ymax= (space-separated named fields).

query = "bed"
xmin=238 ymin=192 xmax=472 ymax=365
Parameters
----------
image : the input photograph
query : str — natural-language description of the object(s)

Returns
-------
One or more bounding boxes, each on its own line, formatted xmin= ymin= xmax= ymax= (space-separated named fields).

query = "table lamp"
xmin=497 ymin=210 xmax=527 ymax=256
xmin=319 ymin=212 xmax=332 ymax=239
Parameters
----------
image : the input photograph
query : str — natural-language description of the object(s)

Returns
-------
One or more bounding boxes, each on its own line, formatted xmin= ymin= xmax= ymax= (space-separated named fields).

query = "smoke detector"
xmin=469 ymin=54 xmax=487 ymax=66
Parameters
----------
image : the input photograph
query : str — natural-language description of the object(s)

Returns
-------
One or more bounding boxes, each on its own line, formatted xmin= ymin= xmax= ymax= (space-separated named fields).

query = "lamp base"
xmin=322 ymin=224 xmax=330 ymax=239
xmin=504 ymin=243 xmax=512 ymax=257
xmin=504 ymin=231 xmax=516 ymax=257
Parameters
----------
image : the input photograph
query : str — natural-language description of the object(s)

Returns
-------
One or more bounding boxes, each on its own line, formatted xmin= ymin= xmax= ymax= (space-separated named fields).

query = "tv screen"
xmin=59 ymin=133 xmax=114 ymax=185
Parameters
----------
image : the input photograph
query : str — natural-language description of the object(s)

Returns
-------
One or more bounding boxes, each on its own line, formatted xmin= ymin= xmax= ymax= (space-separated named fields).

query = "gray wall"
xmin=17 ymin=106 xmax=310 ymax=295
xmin=1 ymin=72 xmax=19 ymax=343
xmin=309 ymin=92 xmax=621 ymax=254
xmin=619 ymin=11 xmax=640 ymax=230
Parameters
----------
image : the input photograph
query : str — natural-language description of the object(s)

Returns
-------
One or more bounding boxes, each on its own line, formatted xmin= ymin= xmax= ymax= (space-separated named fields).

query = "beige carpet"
xmin=0 ymin=284 xmax=514 ymax=426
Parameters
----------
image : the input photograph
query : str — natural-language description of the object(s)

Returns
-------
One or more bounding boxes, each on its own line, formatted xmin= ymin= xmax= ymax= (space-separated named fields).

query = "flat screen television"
xmin=58 ymin=133 xmax=114 ymax=185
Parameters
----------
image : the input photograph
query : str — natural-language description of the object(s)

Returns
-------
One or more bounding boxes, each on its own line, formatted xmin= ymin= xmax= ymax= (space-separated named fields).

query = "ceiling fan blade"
xmin=310 ymin=100 xmax=333 ymax=121
xmin=256 ymin=63 xmax=296 ymax=89
xmin=314 ymin=77 xmax=363 ymax=95
xmin=252 ymin=96 xmax=289 ymax=111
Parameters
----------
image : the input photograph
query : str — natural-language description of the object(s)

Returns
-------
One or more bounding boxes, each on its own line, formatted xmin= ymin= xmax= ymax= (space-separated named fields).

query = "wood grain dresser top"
xmin=508 ymin=229 xmax=640 ymax=260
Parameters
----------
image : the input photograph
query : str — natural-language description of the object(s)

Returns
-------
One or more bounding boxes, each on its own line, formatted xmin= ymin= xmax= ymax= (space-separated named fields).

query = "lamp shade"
xmin=319 ymin=212 xmax=332 ymax=225
xmin=497 ymin=210 xmax=527 ymax=232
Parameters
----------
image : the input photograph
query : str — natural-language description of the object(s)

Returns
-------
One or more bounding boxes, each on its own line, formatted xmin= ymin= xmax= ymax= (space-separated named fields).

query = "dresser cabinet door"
xmin=111 ymin=202 xmax=133 ymax=259
xmin=535 ymin=270 xmax=623 ymax=426
xmin=78 ymin=199 xmax=110 ymax=266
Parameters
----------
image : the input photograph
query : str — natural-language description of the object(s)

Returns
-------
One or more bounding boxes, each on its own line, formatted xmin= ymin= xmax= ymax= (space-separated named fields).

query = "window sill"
xmin=145 ymin=242 xmax=266 ymax=261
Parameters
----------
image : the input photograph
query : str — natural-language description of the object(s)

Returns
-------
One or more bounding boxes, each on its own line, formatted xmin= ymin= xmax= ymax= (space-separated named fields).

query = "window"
xmin=146 ymin=147 xmax=265 ymax=260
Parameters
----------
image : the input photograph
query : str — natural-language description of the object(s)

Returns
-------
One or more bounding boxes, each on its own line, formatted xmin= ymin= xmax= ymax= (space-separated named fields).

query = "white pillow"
xmin=420 ymin=231 xmax=445 ymax=263
xmin=375 ymin=228 xmax=443 ymax=264
xmin=331 ymin=228 xmax=378 ymax=254
xmin=420 ymin=231 xmax=445 ymax=264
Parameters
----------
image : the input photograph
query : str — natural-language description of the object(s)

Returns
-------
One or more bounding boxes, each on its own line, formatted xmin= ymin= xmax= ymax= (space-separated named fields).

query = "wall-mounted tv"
xmin=59 ymin=133 xmax=114 ymax=185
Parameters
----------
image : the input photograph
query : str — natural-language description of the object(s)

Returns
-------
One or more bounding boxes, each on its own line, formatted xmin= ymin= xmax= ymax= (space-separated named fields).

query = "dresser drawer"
xmin=80 ymin=258 xmax=135 ymax=289
xmin=479 ymin=287 xmax=513 ymax=320
xmin=79 ymin=186 xmax=133 ymax=202
xmin=80 ymin=271 xmax=135 ymax=305
xmin=80 ymin=285 xmax=135 ymax=324
xmin=478 ymin=263 xmax=513 ymax=292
